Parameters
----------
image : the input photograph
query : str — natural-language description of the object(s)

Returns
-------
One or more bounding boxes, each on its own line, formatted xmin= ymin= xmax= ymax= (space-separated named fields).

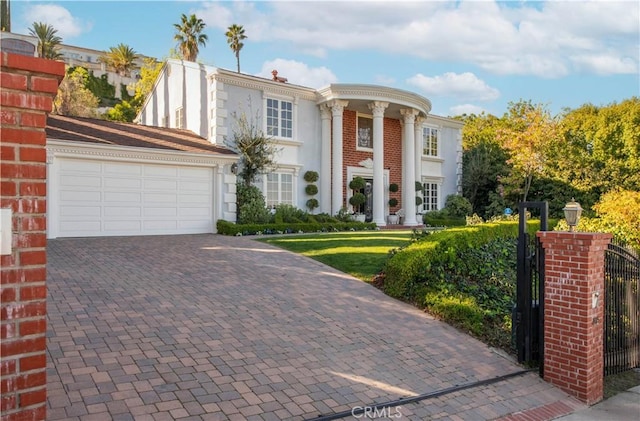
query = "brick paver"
xmin=47 ymin=235 xmax=583 ymax=420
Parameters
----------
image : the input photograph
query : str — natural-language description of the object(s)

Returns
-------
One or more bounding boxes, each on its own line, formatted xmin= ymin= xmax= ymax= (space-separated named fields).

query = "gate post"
xmin=537 ymin=232 xmax=612 ymax=405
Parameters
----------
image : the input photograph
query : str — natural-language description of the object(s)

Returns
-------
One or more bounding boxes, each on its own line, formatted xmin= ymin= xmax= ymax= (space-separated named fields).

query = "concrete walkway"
xmin=46 ymin=234 xmax=582 ymax=420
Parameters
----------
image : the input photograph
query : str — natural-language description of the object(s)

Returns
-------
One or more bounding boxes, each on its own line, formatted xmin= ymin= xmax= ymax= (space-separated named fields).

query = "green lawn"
xmin=257 ymin=231 xmax=414 ymax=281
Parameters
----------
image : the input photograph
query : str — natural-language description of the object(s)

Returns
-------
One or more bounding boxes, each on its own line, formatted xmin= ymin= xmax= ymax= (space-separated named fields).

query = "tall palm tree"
xmin=173 ymin=13 xmax=208 ymax=62
xmin=99 ymin=43 xmax=139 ymax=77
xmin=225 ymin=24 xmax=247 ymax=73
xmin=29 ymin=21 xmax=63 ymax=59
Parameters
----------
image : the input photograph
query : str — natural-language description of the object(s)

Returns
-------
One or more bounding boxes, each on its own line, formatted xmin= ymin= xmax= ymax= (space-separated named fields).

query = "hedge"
xmin=216 ymin=219 xmax=377 ymax=236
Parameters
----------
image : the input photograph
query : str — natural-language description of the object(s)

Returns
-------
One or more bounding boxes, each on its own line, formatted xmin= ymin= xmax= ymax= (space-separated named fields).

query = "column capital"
xmin=328 ymin=100 xmax=349 ymax=116
xmin=400 ymin=108 xmax=419 ymax=124
xmin=415 ymin=115 xmax=426 ymax=126
xmin=368 ymin=101 xmax=389 ymax=118
xmin=320 ymin=104 xmax=332 ymax=120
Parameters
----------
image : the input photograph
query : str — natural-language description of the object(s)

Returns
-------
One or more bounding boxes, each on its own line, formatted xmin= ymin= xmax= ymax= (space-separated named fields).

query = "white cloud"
xmin=257 ymin=59 xmax=338 ymax=89
xmin=449 ymin=104 xmax=487 ymax=117
xmin=206 ymin=0 xmax=639 ymax=78
xmin=407 ymin=72 xmax=500 ymax=101
xmin=25 ymin=5 xmax=90 ymax=39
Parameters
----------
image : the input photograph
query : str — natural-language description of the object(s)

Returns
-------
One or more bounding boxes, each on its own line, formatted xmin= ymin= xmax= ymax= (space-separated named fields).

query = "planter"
xmin=387 ymin=214 xmax=399 ymax=225
xmin=353 ymin=214 xmax=366 ymax=223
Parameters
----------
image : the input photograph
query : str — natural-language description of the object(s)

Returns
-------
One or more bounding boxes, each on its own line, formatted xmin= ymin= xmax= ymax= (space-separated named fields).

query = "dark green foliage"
xmin=349 ymin=176 xmax=366 ymax=191
xmin=273 ymin=204 xmax=308 ymax=223
xmin=349 ymin=192 xmax=366 ymax=207
xmin=216 ymin=220 xmax=376 ymax=236
xmin=444 ymin=195 xmax=473 ymax=218
xmin=415 ymin=181 xmax=423 ymax=191
xmin=236 ymin=183 xmax=271 ymax=224
xmin=423 ymin=214 xmax=466 ymax=227
xmin=388 ymin=198 xmax=398 ymax=207
xmin=305 ymin=184 xmax=318 ymax=195
xmin=389 ymin=183 xmax=399 ymax=193
xmin=303 ymin=171 xmax=319 ymax=183
xmin=415 ymin=196 xmax=423 ymax=206
xmin=306 ymin=198 xmax=319 ymax=211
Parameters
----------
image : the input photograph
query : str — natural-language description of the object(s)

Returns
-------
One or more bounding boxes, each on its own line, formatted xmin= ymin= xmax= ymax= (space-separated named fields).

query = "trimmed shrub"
xmin=349 ymin=192 xmax=366 ymax=207
xmin=303 ymin=170 xmax=319 ymax=183
xmin=349 ymin=176 xmax=366 ymax=191
xmin=236 ymin=183 xmax=271 ymax=224
xmin=305 ymin=184 xmax=318 ymax=195
xmin=415 ymin=181 xmax=423 ymax=191
xmin=444 ymin=194 xmax=473 ymax=218
xmin=388 ymin=198 xmax=398 ymax=208
xmin=389 ymin=183 xmax=399 ymax=193
xmin=216 ymin=219 xmax=376 ymax=236
xmin=306 ymin=198 xmax=319 ymax=212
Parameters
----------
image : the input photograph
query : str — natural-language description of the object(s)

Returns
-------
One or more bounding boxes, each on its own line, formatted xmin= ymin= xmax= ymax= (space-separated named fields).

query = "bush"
xmin=423 ymin=211 xmax=466 ymax=227
xmin=236 ymin=183 xmax=271 ymax=224
xmin=415 ymin=181 xmax=423 ymax=191
xmin=306 ymin=198 xmax=319 ymax=212
xmin=303 ymin=170 xmax=319 ymax=183
xmin=444 ymin=194 xmax=473 ymax=218
xmin=389 ymin=183 xmax=399 ymax=193
xmin=273 ymin=204 xmax=308 ymax=223
xmin=305 ymin=184 xmax=318 ymax=195
xmin=216 ymin=219 xmax=376 ymax=236
xmin=349 ymin=176 xmax=366 ymax=191
xmin=349 ymin=192 xmax=366 ymax=207
xmin=415 ymin=196 xmax=423 ymax=206
xmin=388 ymin=197 xmax=398 ymax=208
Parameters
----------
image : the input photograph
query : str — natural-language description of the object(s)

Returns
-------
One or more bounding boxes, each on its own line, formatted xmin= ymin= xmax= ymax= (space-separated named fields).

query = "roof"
xmin=46 ymin=115 xmax=236 ymax=156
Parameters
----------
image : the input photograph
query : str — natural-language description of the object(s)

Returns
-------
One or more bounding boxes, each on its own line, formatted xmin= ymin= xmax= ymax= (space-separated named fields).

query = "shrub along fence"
xmin=217 ymin=220 xmax=376 ymax=236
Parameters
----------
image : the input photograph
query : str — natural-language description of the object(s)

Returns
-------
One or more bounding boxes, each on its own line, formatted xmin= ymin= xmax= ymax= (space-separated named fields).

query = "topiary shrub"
xmin=389 ymin=183 xmax=399 ymax=193
xmin=388 ymin=197 xmax=398 ymax=208
xmin=415 ymin=196 xmax=423 ymax=207
xmin=415 ymin=181 xmax=423 ymax=191
xmin=303 ymin=170 xmax=319 ymax=183
xmin=305 ymin=184 xmax=318 ymax=195
xmin=349 ymin=192 xmax=366 ymax=208
xmin=349 ymin=176 xmax=366 ymax=191
xmin=306 ymin=198 xmax=319 ymax=212
xmin=236 ymin=183 xmax=271 ymax=224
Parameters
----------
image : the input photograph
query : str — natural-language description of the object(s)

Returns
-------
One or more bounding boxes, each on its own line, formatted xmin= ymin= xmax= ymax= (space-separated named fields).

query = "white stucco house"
xmin=138 ymin=59 xmax=463 ymax=228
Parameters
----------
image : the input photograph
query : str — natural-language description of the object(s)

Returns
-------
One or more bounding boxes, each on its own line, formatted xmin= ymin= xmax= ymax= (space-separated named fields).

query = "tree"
xmin=29 ymin=21 xmax=63 ymax=59
xmin=54 ymin=67 xmax=100 ymax=117
xmin=99 ymin=43 xmax=138 ymax=77
xmin=173 ymin=13 xmax=208 ymax=62
xmin=105 ymin=58 xmax=162 ymax=122
xmin=496 ymin=101 xmax=561 ymax=202
xmin=225 ymin=24 xmax=247 ymax=73
xmin=226 ymin=109 xmax=279 ymax=187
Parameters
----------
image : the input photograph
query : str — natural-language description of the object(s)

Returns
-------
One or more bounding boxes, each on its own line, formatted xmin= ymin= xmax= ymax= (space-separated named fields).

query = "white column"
xmin=414 ymin=116 xmax=425 ymax=215
xmin=330 ymin=100 xmax=348 ymax=215
xmin=401 ymin=109 xmax=419 ymax=226
xmin=320 ymin=105 xmax=332 ymax=214
xmin=369 ymin=101 xmax=389 ymax=226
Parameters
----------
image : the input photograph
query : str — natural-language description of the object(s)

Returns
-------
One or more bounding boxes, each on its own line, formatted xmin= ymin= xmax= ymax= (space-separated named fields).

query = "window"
xmin=422 ymin=127 xmax=439 ymax=156
xmin=266 ymin=98 xmax=293 ymax=138
xmin=422 ymin=182 xmax=439 ymax=212
xmin=357 ymin=115 xmax=373 ymax=149
xmin=175 ymin=107 xmax=184 ymax=129
xmin=265 ymin=173 xmax=293 ymax=207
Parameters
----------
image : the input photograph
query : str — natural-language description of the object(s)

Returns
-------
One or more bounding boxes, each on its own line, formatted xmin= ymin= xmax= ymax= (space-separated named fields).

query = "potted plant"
xmin=388 ymin=197 xmax=399 ymax=224
xmin=349 ymin=176 xmax=367 ymax=222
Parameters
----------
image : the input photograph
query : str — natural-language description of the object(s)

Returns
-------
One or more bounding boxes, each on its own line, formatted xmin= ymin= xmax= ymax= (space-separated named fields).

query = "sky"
xmin=9 ymin=0 xmax=640 ymax=117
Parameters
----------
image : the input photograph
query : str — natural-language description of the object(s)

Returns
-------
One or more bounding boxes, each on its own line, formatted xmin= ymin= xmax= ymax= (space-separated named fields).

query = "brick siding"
xmin=1 ymin=52 xmax=64 ymax=421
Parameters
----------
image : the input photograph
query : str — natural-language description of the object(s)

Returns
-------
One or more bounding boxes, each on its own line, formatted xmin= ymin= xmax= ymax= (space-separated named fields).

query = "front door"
xmin=364 ymin=179 xmax=373 ymax=222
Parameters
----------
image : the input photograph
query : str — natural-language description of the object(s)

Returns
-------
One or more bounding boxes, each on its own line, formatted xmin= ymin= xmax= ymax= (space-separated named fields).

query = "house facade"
xmin=138 ymin=59 xmax=463 ymax=226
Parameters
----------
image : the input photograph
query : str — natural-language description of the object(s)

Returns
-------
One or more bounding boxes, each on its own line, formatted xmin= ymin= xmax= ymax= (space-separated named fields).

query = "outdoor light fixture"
xmin=230 ymin=163 xmax=238 ymax=175
xmin=563 ymin=198 xmax=583 ymax=232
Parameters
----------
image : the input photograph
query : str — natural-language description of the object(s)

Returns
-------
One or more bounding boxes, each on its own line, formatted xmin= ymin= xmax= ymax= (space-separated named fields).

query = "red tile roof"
xmin=46 ymin=115 xmax=236 ymax=156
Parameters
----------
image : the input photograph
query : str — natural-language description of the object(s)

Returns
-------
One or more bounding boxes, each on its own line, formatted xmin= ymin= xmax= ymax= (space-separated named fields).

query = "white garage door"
xmin=55 ymin=158 xmax=213 ymax=237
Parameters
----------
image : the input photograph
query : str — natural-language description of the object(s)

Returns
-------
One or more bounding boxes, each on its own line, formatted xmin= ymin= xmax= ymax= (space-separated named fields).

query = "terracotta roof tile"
xmin=46 ymin=114 xmax=236 ymax=156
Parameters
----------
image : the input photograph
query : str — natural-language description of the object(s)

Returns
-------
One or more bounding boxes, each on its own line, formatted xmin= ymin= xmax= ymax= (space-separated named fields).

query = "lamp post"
xmin=563 ymin=198 xmax=583 ymax=232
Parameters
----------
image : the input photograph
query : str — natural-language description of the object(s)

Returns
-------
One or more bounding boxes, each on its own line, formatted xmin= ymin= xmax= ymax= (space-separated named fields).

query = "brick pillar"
xmin=1 ymin=53 xmax=64 ymax=421
xmin=537 ymin=231 xmax=612 ymax=405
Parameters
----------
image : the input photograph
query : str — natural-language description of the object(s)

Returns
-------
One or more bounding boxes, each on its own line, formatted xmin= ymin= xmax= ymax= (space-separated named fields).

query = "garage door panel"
xmin=104 ymin=207 xmax=141 ymax=217
xmin=60 ymin=175 xmax=101 ymax=187
xmin=104 ymin=163 xmax=142 ymax=175
xmin=104 ymin=191 xmax=141 ymax=203
xmin=55 ymin=158 xmax=214 ymax=237
xmin=144 ymin=179 xmax=178 ymax=190
xmin=104 ymin=177 xmax=141 ymax=189
xmin=60 ymin=190 xmax=101 ymax=202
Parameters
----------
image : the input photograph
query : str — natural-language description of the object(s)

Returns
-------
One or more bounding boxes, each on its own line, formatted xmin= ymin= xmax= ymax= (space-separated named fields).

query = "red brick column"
xmin=537 ymin=231 xmax=612 ymax=405
xmin=1 ymin=53 xmax=64 ymax=421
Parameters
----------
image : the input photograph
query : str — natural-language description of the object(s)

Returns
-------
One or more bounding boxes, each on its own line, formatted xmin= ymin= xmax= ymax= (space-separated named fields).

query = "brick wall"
xmin=1 ymin=52 xmax=64 ymax=421
xmin=342 ymin=110 xmax=403 ymax=212
xmin=537 ymin=231 xmax=612 ymax=405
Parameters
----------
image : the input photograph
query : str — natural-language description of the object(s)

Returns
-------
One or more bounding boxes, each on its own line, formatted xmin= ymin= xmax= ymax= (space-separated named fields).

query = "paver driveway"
xmin=46 ymin=234 xmax=582 ymax=420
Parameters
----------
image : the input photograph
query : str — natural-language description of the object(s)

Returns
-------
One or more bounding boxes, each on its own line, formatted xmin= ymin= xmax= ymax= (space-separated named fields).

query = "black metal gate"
xmin=514 ymin=202 xmax=548 ymax=375
xmin=604 ymin=242 xmax=640 ymax=376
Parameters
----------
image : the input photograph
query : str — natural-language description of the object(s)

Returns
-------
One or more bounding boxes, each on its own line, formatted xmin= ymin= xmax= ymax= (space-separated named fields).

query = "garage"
xmin=46 ymin=115 xmax=238 ymax=238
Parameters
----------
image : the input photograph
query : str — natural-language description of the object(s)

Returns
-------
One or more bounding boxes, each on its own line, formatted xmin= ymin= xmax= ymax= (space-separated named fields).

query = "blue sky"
xmin=10 ymin=0 xmax=639 ymax=117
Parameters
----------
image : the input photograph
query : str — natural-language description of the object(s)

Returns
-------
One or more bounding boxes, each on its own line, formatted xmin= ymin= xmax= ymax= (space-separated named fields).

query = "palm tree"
xmin=99 ymin=43 xmax=139 ymax=77
xmin=225 ymin=24 xmax=247 ymax=73
xmin=173 ymin=13 xmax=208 ymax=62
xmin=29 ymin=21 xmax=63 ymax=59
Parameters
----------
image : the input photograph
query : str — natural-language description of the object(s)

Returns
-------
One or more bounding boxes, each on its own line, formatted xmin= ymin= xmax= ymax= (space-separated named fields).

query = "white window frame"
xmin=356 ymin=113 xmax=373 ymax=152
xmin=421 ymin=178 xmax=442 ymax=213
xmin=422 ymin=126 xmax=439 ymax=157
xmin=175 ymin=107 xmax=184 ymax=129
xmin=264 ymin=96 xmax=294 ymax=140
xmin=261 ymin=171 xmax=295 ymax=208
